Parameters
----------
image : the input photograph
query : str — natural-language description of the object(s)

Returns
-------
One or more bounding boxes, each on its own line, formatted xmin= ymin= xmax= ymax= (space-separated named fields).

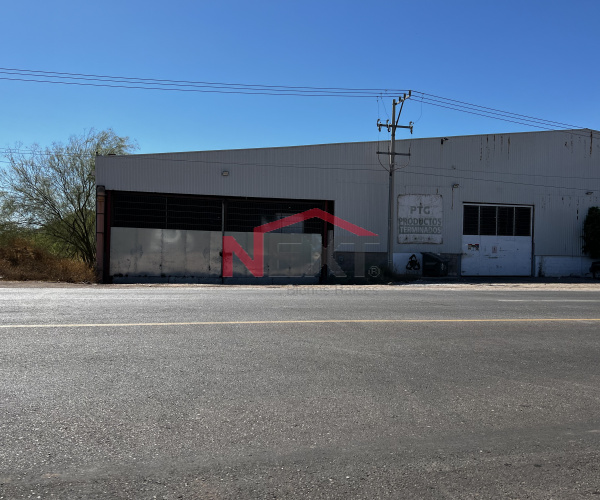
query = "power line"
xmin=413 ymin=91 xmax=580 ymax=129
xmin=2 ymin=127 xmax=599 ymax=176
xmin=400 ymin=165 xmax=599 ymax=192
xmin=0 ymin=68 xmax=408 ymax=98
xmin=400 ymin=162 xmax=600 ymax=182
xmin=0 ymin=66 xmax=596 ymax=135
xmin=0 ymin=76 xmax=400 ymax=98
xmin=0 ymin=67 xmax=409 ymax=94
xmin=1 ymin=150 xmax=596 ymax=191
xmin=410 ymin=94 xmax=585 ymax=132
xmin=0 ymin=148 xmax=387 ymax=172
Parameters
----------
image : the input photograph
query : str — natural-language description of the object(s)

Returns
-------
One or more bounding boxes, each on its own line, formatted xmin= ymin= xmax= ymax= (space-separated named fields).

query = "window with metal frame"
xmin=463 ymin=204 xmax=531 ymax=237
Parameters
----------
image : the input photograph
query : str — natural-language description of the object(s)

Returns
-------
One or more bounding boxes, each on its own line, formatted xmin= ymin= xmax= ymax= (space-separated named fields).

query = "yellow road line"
xmin=1 ymin=318 xmax=600 ymax=328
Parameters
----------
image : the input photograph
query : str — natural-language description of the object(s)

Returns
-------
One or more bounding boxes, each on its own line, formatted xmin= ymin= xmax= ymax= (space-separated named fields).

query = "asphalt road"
xmin=1 ymin=284 xmax=600 ymax=499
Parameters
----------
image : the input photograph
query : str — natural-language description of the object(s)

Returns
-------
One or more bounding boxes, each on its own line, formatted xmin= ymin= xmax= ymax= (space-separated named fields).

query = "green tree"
xmin=583 ymin=206 xmax=600 ymax=259
xmin=0 ymin=129 xmax=137 ymax=266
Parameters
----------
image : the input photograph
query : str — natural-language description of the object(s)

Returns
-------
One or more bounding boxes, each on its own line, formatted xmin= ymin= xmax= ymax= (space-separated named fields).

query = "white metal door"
xmin=461 ymin=204 xmax=532 ymax=276
xmin=461 ymin=235 xmax=532 ymax=276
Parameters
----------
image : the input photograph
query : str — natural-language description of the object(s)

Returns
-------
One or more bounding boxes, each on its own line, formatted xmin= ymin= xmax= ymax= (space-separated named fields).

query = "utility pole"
xmin=377 ymin=92 xmax=413 ymax=272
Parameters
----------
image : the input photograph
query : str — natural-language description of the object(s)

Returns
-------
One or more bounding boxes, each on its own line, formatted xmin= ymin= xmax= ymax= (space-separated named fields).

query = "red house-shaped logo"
xmin=222 ymin=208 xmax=377 ymax=277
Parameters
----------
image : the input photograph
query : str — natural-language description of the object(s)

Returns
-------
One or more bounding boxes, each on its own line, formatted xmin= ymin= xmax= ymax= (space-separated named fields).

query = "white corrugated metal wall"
xmin=96 ymin=129 xmax=600 ymax=278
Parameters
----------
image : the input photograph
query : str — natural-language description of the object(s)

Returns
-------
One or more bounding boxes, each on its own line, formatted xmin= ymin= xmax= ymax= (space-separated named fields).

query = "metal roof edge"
xmin=97 ymin=128 xmax=599 ymax=159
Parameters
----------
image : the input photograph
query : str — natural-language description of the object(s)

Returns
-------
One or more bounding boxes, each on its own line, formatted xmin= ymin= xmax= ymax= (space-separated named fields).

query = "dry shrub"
xmin=0 ymin=238 xmax=97 ymax=283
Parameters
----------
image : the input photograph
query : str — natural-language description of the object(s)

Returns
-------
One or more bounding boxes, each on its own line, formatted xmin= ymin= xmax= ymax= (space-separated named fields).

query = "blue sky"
xmin=1 ymin=0 xmax=598 ymax=154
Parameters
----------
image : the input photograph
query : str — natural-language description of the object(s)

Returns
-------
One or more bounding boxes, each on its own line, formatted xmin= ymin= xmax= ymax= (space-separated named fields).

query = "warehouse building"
xmin=95 ymin=129 xmax=599 ymax=283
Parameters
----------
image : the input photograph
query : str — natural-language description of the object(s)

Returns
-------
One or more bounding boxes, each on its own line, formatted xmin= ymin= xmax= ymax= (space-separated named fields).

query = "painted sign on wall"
xmin=398 ymin=194 xmax=443 ymax=244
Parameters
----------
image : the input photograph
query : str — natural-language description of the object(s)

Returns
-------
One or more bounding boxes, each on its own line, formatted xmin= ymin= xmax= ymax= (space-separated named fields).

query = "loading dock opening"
xmin=101 ymin=191 xmax=333 ymax=284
